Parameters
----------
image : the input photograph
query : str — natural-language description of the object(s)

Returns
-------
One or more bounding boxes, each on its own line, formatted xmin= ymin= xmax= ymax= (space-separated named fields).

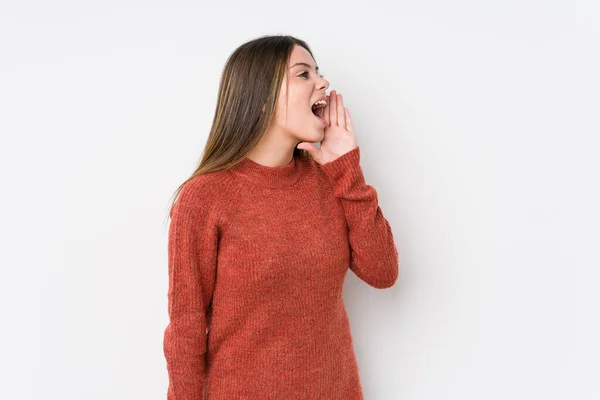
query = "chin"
xmin=303 ymin=130 xmax=324 ymax=143
xmin=291 ymin=120 xmax=325 ymax=143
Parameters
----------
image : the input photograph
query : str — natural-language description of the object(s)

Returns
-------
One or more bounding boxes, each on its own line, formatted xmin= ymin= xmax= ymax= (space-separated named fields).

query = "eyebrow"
xmin=288 ymin=62 xmax=319 ymax=73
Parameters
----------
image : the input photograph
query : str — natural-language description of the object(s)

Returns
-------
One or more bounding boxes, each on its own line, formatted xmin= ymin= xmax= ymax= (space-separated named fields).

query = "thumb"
xmin=296 ymin=142 xmax=320 ymax=156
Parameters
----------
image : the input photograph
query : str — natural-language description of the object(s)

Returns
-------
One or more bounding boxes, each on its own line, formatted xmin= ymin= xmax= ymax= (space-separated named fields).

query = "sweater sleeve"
xmin=320 ymin=146 xmax=399 ymax=289
xmin=163 ymin=176 xmax=220 ymax=399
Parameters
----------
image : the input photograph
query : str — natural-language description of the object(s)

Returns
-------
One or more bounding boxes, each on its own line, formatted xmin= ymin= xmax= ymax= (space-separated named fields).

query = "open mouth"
xmin=312 ymin=106 xmax=324 ymax=118
xmin=311 ymin=100 xmax=327 ymax=123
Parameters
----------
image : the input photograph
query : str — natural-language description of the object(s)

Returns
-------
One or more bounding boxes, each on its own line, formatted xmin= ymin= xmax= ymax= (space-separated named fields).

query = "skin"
xmin=248 ymin=45 xmax=358 ymax=167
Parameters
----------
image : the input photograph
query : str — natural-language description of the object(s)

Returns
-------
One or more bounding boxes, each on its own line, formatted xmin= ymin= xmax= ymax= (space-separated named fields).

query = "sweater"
xmin=163 ymin=146 xmax=399 ymax=399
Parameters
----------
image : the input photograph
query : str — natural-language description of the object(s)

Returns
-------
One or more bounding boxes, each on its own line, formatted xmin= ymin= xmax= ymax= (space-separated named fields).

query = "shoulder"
xmin=180 ymin=171 xmax=223 ymax=196
xmin=171 ymin=171 xmax=230 ymax=219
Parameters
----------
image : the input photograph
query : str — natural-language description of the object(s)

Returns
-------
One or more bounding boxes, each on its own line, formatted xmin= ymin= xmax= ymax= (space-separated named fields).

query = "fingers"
xmin=336 ymin=93 xmax=345 ymax=129
xmin=328 ymin=90 xmax=336 ymax=126
xmin=326 ymin=88 xmax=354 ymax=133
xmin=327 ymin=90 xmax=348 ymax=130
xmin=324 ymin=95 xmax=330 ymax=126
xmin=345 ymin=108 xmax=353 ymax=134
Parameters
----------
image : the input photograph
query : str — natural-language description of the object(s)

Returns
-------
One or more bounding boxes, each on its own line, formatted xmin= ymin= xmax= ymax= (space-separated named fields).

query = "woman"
xmin=163 ymin=34 xmax=399 ymax=399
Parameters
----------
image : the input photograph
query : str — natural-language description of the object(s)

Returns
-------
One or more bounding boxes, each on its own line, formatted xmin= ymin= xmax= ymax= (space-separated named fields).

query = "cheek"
xmin=287 ymin=84 xmax=312 ymax=112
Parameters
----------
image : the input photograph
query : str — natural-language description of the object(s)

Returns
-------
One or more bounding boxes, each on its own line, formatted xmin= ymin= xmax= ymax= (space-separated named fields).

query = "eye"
xmin=299 ymin=71 xmax=325 ymax=79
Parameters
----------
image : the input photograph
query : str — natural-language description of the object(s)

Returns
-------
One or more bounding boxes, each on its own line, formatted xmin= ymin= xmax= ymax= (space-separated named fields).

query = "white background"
xmin=1 ymin=1 xmax=599 ymax=399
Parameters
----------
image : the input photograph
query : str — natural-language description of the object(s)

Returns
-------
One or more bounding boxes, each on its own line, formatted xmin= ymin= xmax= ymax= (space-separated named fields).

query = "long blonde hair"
xmin=165 ymin=34 xmax=315 ymax=222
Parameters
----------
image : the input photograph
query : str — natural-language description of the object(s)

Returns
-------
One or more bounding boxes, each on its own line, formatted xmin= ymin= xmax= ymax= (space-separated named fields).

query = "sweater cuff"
xmin=319 ymin=146 xmax=365 ymax=197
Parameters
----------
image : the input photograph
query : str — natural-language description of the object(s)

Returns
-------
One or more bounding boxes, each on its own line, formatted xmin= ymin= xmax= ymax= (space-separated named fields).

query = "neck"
xmin=231 ymin=151 xmax=306 ymax=188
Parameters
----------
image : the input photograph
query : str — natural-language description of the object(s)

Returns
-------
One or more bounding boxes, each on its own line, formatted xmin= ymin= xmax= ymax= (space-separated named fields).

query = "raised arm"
xmin=163 ymin=176 xmax=220 ymax=399
xmin=320 ymin=146 xmax=399 ymax=289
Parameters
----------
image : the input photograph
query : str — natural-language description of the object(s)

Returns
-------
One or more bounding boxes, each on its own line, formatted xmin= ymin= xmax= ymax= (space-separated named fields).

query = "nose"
xmin=318 ymin=75 xmax=330 ymax=92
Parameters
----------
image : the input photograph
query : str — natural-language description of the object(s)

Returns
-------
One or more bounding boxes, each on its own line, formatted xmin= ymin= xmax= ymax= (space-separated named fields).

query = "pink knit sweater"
xmin=163 ymin=146 xmax=398 ymax=399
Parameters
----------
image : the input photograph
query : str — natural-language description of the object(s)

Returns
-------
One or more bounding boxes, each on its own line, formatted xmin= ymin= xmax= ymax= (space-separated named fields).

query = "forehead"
xmin=287 ymin=45 xmax=316 ymax=68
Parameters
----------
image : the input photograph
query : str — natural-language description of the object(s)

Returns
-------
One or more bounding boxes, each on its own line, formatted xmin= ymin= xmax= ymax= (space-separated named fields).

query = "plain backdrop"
xmin=1 ymin=1 xmax=599 ymax=399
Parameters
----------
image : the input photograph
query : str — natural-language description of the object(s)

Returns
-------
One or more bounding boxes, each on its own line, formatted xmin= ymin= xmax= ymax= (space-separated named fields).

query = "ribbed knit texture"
xmin=164 ymin=146 xmax=399 ymax=399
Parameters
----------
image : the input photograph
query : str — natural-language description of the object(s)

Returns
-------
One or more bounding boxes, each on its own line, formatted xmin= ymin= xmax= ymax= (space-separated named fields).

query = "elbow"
xmin=370 ymin=265 xmax=398 ymax=289
xmin=373 ymin=246 xmax=399 ymax=289
xmin=350 ymin=244 xmax=399 ymax=289
xmin=351 ymin=259 xmax=399 ymax=289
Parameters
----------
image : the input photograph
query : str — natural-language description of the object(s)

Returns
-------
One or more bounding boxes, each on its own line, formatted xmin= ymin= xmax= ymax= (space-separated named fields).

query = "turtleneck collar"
xmin=231 ymin=154 xmax=305 ymax=188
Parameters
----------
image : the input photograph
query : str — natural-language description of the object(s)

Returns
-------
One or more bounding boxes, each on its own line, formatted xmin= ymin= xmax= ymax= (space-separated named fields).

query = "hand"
xmin=296 ymin=89 xmax=358 ymax=165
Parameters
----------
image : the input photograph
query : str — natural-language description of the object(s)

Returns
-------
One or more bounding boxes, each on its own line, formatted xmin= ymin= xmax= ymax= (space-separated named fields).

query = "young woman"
xmin=163 ymin=34 xmax=399 ymax=399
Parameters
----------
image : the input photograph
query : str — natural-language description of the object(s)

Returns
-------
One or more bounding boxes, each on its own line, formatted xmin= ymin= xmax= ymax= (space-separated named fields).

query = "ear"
xmin=262 ymin=104 xmax=265 ymax=112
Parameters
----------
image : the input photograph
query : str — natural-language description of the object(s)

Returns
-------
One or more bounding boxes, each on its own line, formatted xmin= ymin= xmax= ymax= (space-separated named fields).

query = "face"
xmin=266 ymin=45 xmax=330 ymax=143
